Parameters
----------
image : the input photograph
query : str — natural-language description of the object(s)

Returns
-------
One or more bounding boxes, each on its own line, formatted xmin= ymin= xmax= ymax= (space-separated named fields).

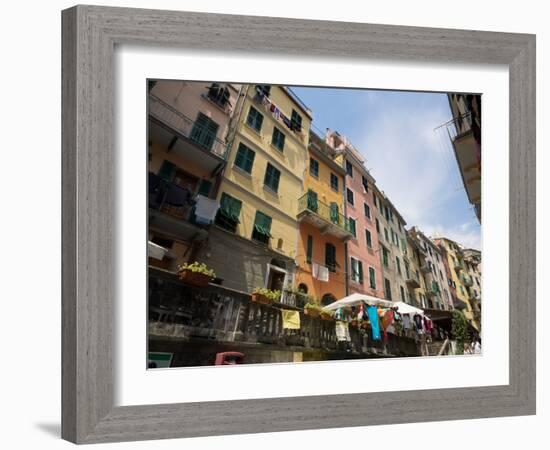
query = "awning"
xmin=254 ymin=224 xmax=273 ymax=238
xmin=391 ymin=301 xmax=424 ymax=316
xmin=322 ymin=292 xmax=393 ymax=311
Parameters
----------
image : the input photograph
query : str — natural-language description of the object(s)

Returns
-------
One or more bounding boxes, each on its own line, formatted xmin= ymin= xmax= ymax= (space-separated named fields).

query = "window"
xmin=255 ymin=85 xmax=271 ymax=97
xmin=325 ymin=243 xmax=336 ymax=272
xmin=375 ymin=218 xmax=380 ymax=233
xmin=382 ymin=247 xmax=389 ymax=267
xmin=309 ymin=157 xmax=319 ymax=177
xmin=384 ymin=205 xmax=390 ymax=221
xmin=346 ymin=160 xmax=353 ymax=177
xmin=362 ymin=175 xmax=369 ymax=192
xmin=404 ymin=261 xmax=410 ymax=279
xmin=373 ymin=194 xmax=378 ymax=208
xmin=364 ymin=202 xmax=371 ymax=219
xmin=384 ymin=278 xmax=392 ymax=300
xmin=290 ymin=109 xmax=303 ymax=132
xmin=306 ymin=235 xmax=313 ymax=264
xmin=190 ymin=112 xmax=219 ymax=150
xmin=158 ymin=160 xmax=176 ymax=181
xmin=369 ymin=267 xmax=376 ymax=289
xmin=263 ymin=163 xmax=281 ymax=192
xmin=365 ymin=229 xmax=372 ymax=248
xmin=400 ymin=286 xmax=406 ymax=302
xmin=246 ymin=106 xmax=263 ymax=132
xmin=207 ymin=83 xmax=231 ymax=109
xmin=271 ymin=127 xmax=285 ymax=151
xmin=346 ymin=188 xmax=355 ymax=206
xmin=252 ymin=211 xmax=272 ymax=244
xmin=197 ymin=179 xmax=212 ymax=197
xmin=215 ymin=193 xmax=242 ymax=233
xmin=234 ymin=143 xmax=255 ymax=173
xmin=384 ymin=228 xmax=389 ymax=242
xmin=330 ymin=173 xmax=339 ymax=191
xmin=348 ymin=217 xmax=357 ymax=237
xmin=351 ymin=258 xmax=363 ymax=283
xmin=396 ymin=256 xmax=402 ymax=276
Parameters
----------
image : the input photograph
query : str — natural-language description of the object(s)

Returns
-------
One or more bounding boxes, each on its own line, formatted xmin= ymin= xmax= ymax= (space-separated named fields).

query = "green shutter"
xmin=235 ymin=143 xmax=255 ymax=173
xmin=253 ymin=211 xmax=272 ymax=237
xmin=197 ymin=179 xmax=212 ymax=197
xmin=306 ymin=235 xmax=313 ymax=264
xmin=358 ymin=261 xmax=364 ymax=283
xmin=307 ymin=190 xmax=318 ymax=212
xmin=158 ymin=160 xmax=176 ymax=181
xmin=219 ymin=193 xmax=242 ymax=223
xmin=329 ymin=202 xmax=339 ymax=224
xmin=369 ymin=267 xmax=376 ymax=289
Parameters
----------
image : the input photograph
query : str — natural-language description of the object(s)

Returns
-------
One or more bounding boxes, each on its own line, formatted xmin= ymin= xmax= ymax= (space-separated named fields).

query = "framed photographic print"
xmin=62 ymin=5 xmax=536 ymax=444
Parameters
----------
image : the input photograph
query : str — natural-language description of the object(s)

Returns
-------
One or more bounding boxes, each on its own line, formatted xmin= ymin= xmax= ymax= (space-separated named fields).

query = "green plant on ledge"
xmin=451 ymin=310 xmax=470 ymax=353
xmin=252 ymin=288 xmax=281 ymax=303
xmin=177 ymin=261 xmax=216 ymax=278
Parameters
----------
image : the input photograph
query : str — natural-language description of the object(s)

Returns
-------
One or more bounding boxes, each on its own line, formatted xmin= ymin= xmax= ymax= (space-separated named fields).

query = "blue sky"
xmin=291 ymin=86 xmax=481 ymax=250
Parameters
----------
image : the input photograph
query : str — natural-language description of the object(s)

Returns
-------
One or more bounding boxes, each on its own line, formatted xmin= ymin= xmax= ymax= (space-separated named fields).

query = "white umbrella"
xmin=392 ymin=301 xmax=424 ymax=316
xmin=322 ymin=292 xmax=393 ymax=311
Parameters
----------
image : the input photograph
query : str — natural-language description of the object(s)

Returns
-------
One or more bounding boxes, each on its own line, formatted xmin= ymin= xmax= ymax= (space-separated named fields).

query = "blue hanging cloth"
xmin=366 ymin=305 xmax=381 ymax=341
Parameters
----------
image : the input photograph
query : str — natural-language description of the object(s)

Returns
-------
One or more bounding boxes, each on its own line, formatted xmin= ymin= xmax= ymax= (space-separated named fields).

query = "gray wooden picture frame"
xmin=61 ymin=5 xmax=536 ymax=444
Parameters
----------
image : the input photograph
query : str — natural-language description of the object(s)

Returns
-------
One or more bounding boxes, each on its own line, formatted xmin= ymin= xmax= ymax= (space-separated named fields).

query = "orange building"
xmin=294 ymin=132 xmax=354 ymax=305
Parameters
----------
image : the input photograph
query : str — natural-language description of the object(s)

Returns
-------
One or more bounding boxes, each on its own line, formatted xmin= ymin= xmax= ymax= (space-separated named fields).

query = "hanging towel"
xmin=317 ymin=265 xmax=329 ymax=282
xmin=312 ymin=262 xmax=320 ymax=279
xmin=402 ymin=314 xmax=411 ymax=330
xmin=366 ymin=305 xmax=381 ymax=341
xmin=194 ymin=195 xmax=220 ymax=224
xmin=281 ymin=309 xmax=301 ymax=330
xmin=335 ymin=321 xmax=351 ymax=342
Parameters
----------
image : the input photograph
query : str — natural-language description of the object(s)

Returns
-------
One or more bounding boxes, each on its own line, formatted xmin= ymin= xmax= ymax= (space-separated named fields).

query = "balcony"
xmin=149 ymin=174 xmax=209 ymax=242
xmin=405 ymin=275 xmax=421 ymax=289
xmin=461 ymin=274 xmax=473 ymax=287
xmin=149 ymin=94 xmax=228 ymax=173
xmin=454 ymin=261 xmax=464 ymax=272
xmin=148 ymin=267 xmax=422 ymax=366
xmin=297 ymin=192 xmax=354 ymax=241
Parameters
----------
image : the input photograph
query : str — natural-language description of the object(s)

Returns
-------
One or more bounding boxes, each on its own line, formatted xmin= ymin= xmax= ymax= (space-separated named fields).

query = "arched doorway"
xmin=297 ymin=283 xmax=308 ymax=294
xmin=321 ymin=293 xmax=336 ymax=307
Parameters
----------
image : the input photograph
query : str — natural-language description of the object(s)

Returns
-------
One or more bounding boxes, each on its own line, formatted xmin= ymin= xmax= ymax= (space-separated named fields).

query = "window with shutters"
xmin=364 ymin=202 xmax=371 ymax=219
xmin=251 ymin=211 xmax=272 ymax=244
xmin=290 ymin=109 xmax=302 ymax=132
xmin=346 ymin=160 xmax=353 ymax=177
xmin=330 ymin=173 xmax=339 ymax=191
xmin=234 ymin=143 xmax=255 ymax=174
xmin=246 ymin=106 xmax=264 ymax=132
xmin=207 ymin=83 xmax=231 ymax=109
xmin=382 ymin=246 xmax=389 ymax=267
xmin=271 ymin=127 xmax=285 ymax=151
xmin=264 ymin=163 xmax=281 ymax=193
xmin=190 ymin=112 xmax=219 ymax=150
xmin=346 ymin=188 xmax=354 ymax=206
xmin=348 ymin=217 xmax=357 ymax=237
xmin=325 ymin=243 xmax=336 ymax=272
xmin=369 ymin=267 xmax=376 ymax=289
xmin=384 ymin=278 xmax=392 ymax=300
xmin=215 ymin=193 xmax=242 ymax=233
xmin=365 ymin=229 xmax=372 ymax=248
xmin=309 ymin=158 xmax=319 ymax=177
xmin=362 ymin=175 xmax=369 ymax=192
xmin=351 ymin=257 xmax=363 ymax=284
xmin=306 ymin=235 xmax=313 ymax=264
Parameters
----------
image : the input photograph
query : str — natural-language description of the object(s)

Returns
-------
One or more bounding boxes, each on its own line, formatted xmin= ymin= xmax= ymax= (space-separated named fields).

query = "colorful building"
xmin=409 ymin=228 xmax=453 ymax=311
xmin=147 ymin=80 xmax=240 ymax=271
xmin=404 ymin=234 xmax=428 ymax=307
xmin=294 ymin=131 xmax=353 ymax=304
xmin=434 ymin=237 xmax=479 ymax=330
xmin=327 ymin=131 xmax=384 ymax=299
xmin=460 ymin=247 xmax=482 ymax=327
xmin=196 ymin=85 xmax=312 ymax=294
xmin=444 ymin=93 xmax=482 ymax=221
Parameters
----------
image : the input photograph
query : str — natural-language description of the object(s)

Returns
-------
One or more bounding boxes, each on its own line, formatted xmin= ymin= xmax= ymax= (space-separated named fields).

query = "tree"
xmin=451 ymin=310 xmax=469 ymax=354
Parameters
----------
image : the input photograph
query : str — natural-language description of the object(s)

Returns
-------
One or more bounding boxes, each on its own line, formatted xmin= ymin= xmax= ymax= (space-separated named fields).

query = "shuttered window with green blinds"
xmin=264 ymin=163 xmax=281 ymax=193
xmin=247 ymin=106 xmax=264 ymax=132
xmin=234 ymin=143 xmax=255 ymax=174
xmin=306 ymin=235 xmax=313 ymax=264
xmin=369 ymin=267 xmax=376 ymax=289
xmin=309 ymin=158 xmax=319 ymax=177
xmin=329 ymin=202 xmax=339 ymax=225
xmin=330 ymin=173 xmax=339 ymax=191
xmin=252 ymin=211 xmax=272 ymax=244
xmin=348 ymin=217 xmax=356 ymax=237
xmin=190 ymin=112 xmax=219 ymax=150
xmin=215 ymin=193 xmax=242 ymax=232
xmin=365 ymin=229 xmax=372 ymax=248
xmin=307 ymin=190 xmax=318 ymax=213
xmin=272 ymin=127 xmax=285 ymax=151
xmin=325 ymin=243 xmax=336 ymax=272
xmin=158 ymin=160 xmax=176 ymax=181
xmin=351 ymin=258 xmax=363 ymax=284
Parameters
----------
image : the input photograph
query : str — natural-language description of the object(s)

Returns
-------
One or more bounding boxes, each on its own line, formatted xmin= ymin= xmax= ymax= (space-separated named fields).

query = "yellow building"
xmin=435 ymin=237 xmax=479 ymax=330
xmin=197 ymin=85 xmax=312 ymax=294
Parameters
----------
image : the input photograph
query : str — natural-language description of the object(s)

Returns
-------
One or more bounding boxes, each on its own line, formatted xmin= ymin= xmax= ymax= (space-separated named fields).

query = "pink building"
xmin=327 ymin=131 xmax=384 ymax=298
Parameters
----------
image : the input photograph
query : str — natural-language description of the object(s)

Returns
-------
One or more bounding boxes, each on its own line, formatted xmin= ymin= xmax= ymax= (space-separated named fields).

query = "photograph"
xmin=147 ymin=80 xmax=482 ymax=368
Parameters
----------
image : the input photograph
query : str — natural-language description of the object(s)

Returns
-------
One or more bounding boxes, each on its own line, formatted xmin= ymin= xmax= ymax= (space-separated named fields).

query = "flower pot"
xmin=304 ymin=307 xmax=320 ymax=318
xmin=251 ymin=293 xmax=272 ymax=305
xmin=178 ymin=269 xmax=212 ymax=287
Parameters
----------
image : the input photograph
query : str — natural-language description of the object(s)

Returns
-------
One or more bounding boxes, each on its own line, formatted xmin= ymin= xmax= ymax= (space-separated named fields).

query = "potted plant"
xmin=303 ymin=302 xmax=322 ymax=318
xmin=251 ymin=288 xmax=280 ymax=305
xmin=177 ymin=261 xmax=215 ymax=287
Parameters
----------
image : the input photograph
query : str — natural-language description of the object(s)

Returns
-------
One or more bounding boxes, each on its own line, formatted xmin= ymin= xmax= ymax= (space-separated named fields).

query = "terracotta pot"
xmin=178 ymin=269 xmax=212 ymax=287
xmin=251 ymin=293 xmax=272 ymax=305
